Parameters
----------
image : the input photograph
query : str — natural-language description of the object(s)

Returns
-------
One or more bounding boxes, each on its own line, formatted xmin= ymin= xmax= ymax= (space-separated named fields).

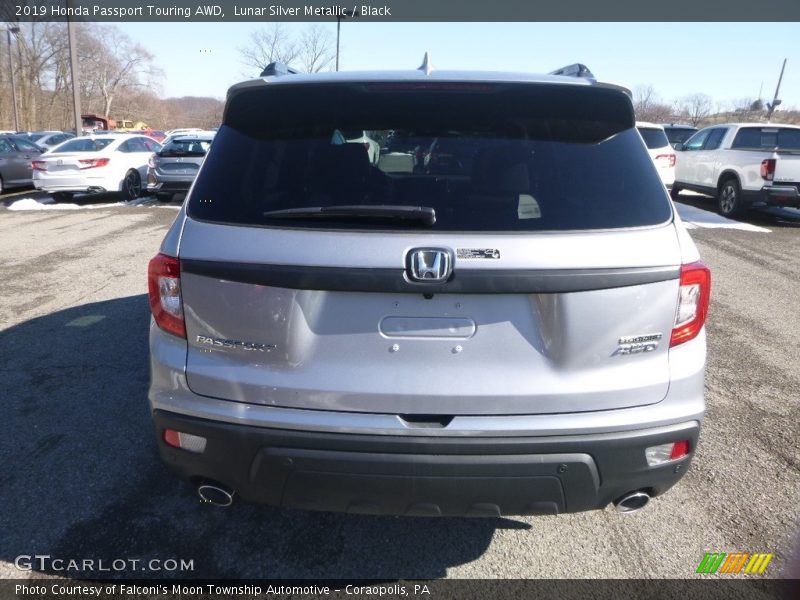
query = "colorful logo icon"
xmin=696 ymin=552 xmax=773 ymax=574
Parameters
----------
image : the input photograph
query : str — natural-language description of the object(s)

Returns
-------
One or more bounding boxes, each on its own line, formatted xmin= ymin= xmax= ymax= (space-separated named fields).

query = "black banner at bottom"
xmin=1 ymin=579 xmax=797 ymax=600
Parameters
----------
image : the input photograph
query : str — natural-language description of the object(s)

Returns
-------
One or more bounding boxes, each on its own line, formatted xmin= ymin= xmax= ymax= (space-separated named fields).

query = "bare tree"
xmin=77 ymin=24 xmax=161 ymax=119
xmin=298 ymin=25 xmax=335 ymax=73
xmin=677 ymin=93 xmax=714 ymax=127
xmin=1 ymin=23 xmax=67 ymax=130
xmin=0 ymin=19 xmax=224 ymax=132
xmin=239 ymin=24 xmax=299 ymax=74
xmin=631 ymin=85 xmax=673 ymax=122
xmin=723 ymin=97 xmax=764 ymax=123
xmin=633 ymin=85 xmax=658 ymax=115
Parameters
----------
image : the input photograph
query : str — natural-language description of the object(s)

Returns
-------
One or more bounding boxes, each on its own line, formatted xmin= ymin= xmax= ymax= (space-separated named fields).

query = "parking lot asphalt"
xmin=0 ymin=189 xmax=798 ymax=581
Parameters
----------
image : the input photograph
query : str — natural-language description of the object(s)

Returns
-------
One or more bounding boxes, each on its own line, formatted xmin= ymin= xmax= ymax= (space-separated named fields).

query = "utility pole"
xmin=335 ymin=9 xmax=359 ymax=72
xmin=6 ymin=26 xmax=20 ymax=132
xmin=766 ymin=59 xmax=787 ymax=122
xmin=67 ymin=12 xmax=82 ymax=135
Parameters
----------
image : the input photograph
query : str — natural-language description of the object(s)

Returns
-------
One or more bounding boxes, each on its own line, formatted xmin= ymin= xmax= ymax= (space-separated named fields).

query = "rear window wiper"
xmin=262 ymin=205 xmax=436 ymax=226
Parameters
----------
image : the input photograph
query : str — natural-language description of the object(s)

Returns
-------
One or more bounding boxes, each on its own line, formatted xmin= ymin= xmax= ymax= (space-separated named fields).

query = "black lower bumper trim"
xmin=153 ymin=410 xmax=699 ymax=516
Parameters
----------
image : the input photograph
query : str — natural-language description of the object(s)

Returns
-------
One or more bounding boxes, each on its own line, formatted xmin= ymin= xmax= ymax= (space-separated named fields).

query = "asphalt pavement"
xmin=0 ymin=189 xmax=798 ymax=581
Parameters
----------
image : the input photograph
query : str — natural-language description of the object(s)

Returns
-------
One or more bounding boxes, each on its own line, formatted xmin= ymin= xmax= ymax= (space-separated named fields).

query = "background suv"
xmin=148 ymin=65 xmax=710 ymax=517
xmin=147 ymin=133 xmax=215 ymax=201
xmin=662 ymin=123 xmax=699 ymax=149
xmin=637 ymin=122 xmax=676 ymax=189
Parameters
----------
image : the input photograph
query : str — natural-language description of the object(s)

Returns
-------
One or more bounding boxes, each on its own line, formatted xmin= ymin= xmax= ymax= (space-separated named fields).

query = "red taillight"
xmin=147 ymin=253 xmax=185 ymax=338
xmin=32 ymin=160 xmax=46 ymax=171
xmin=362 ymin=142 xmax=371 ymax=153
xmin=656 ymin=153 xmax=676 ymax=168
xmin=78 ymin=158 xmax=110 ymax=169
xmin=670 ymin=440 xmax=691 ymax=460
xmin=760 ymin=158 xmax=776 ymax=181
xmin=148 ymin=153 xmax=157 ymax=169
xmin=670 ymin=261 xmax=711 ymax=347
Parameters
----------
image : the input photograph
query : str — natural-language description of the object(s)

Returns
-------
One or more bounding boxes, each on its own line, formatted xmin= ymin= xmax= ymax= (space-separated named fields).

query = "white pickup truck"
xmin=672 ymin=123 xmax=800 ymax=216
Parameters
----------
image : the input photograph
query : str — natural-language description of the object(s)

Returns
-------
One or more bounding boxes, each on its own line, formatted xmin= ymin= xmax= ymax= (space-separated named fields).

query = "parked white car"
xmin=636 ymin=122 xmax=675 ymax=189
xmin=32 ymin=134 xmax=162 ymax=202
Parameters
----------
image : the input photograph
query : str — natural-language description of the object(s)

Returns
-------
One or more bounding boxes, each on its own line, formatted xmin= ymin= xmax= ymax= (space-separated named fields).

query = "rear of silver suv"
xmin=147 ymin=68 xmax=710 ymax=516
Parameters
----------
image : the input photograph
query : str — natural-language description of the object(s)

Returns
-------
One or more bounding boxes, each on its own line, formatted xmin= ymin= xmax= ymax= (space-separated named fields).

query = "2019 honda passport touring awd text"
xmin=147 ymin=62 xmax=710 ymax=516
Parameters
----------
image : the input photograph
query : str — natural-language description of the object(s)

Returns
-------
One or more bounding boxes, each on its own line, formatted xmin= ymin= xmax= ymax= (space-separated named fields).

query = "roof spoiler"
xmin=549 ymin=63 xmax=632 ymax=97
xmin=549 ymin=63 xmax=595 ymax=81
xmin=260 ymin=62 xmax=300 ymax=77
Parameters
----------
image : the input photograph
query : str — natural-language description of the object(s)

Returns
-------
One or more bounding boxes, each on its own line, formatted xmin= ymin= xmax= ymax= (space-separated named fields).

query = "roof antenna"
xmin=418 ymin=52 xmax=433 ymax=75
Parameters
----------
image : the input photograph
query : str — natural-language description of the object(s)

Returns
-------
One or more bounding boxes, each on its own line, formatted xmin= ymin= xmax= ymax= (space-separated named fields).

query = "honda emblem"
xmin=406 ymin=248 xmax=453 ymax=283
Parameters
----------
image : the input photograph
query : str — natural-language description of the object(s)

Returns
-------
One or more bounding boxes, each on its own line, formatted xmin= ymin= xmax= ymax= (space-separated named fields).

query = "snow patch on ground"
xmin=674 ymin=202 xmax=771 ymax=233
xmin=6 ymin=197 xmax=179 ymax=211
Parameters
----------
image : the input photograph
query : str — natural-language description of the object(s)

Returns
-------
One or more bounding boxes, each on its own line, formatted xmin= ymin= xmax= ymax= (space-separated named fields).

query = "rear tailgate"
xmin=177 ymin=78 xmax=681 ymax=417
xmin=178 ymin=224 xmax=681 ymax=415
xmin=773 ymin=151 xmax=800 ymax=188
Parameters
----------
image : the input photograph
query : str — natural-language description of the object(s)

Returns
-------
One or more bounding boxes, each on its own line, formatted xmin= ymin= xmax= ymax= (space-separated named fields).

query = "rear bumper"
xmin=146 ymin=179 xmax=193 ymax=192
xmin=146 ymin=170 xmax=195 ymax=192
xmin=744 ymin=185 xmax=800 ymax=208
xmin=33 ymin=173 xmax=115 ymax=194
xmin=153 ymin=409 xmax=699 ymax=516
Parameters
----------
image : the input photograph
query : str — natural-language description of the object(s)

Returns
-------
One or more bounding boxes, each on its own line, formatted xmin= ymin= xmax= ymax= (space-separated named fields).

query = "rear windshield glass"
xmin=14 ymin=133 xmax=46 ymax=143
xmin=161 ymin=139 xmax=212 ymax=156
xmin=731 ymin=127 xmax=800 ymax=151
xmin=637 ymin=127 xmax=670 ymax=149
xmin=188 ymin=83 xmax=671 ymax=231
xmin=52 ymin=138 xmax=113 ymax=153
xmin=663 ymin=127 xmax=697 ymax=145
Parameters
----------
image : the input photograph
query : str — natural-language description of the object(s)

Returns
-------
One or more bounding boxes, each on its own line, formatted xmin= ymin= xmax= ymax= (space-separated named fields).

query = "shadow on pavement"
xmin=0 ymin=296 xmax=503 ymax=580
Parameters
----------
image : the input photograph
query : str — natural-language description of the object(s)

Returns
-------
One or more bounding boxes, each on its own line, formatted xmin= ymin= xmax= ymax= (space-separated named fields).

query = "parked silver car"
xmin=13 ymin=131 xmax=75 ymax=152
xmin=148 ymin=64 xmax=710 ymax=516
xmin=146 ymin=133 xmax=214 ymax=201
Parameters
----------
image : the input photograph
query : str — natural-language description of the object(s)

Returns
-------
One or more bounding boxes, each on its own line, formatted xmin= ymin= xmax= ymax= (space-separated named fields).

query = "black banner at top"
xmin=4 ymin=0 xmax=800 ymax=22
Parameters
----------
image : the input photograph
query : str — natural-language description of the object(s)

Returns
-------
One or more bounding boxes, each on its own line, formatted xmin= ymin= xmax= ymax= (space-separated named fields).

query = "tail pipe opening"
xmin=613 ymin=491 xmax=650 ymax=514
xmin=197 ymin=481 xmax=235 ymax=507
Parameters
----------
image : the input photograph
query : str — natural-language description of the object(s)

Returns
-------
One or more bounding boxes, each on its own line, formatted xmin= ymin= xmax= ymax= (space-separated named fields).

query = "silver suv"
xmin=146 ymin=133 xmax=215 ymax=202
xmin=147 ymin=63 xmax=710 ymax=516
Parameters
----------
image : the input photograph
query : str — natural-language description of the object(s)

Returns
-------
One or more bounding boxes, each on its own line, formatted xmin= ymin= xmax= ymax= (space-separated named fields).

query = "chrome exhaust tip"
xmin=613 ymin=491 xmax=650 ymax=514
xmin=197 ymin=482 xmax=235 ymax=507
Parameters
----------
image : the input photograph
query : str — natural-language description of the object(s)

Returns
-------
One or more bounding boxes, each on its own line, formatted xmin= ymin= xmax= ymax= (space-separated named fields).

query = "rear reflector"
xmin=670 ymin=440 xmax=690 ymax=460
xmin=147 ymin=254 xmax=185 ymax=338
xmin=670 ymin=261 xmax=711 ymax=347
xmin=163 ymin=429 xmax=180 ymax=448
xmin=645 ymin=440 xmax=690 ymax=466
xmin=163 ymin=429 xmax=207 ymax=453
